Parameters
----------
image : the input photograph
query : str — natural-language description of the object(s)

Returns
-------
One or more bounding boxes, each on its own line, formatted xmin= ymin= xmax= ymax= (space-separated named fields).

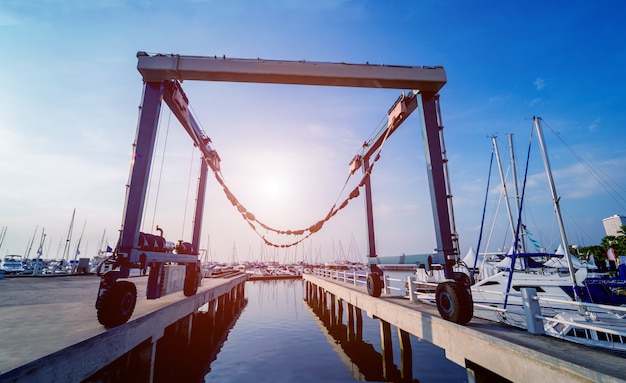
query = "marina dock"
xmin=304 ymin=273 xmax=626 ymax=383
xmin=0 ymin=273 xmax=247 ymax=382
xmin=0 ymin=272 xmax=624 ymax=382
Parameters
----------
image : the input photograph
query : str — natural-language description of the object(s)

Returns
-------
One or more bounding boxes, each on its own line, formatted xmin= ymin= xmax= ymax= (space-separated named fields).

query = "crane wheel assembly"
xmin=96 ymin=280 xmax=138 ymax=328
xmin=366 ymin=273 xmax=383 ymax=297
xmin=435 ymin=281 xmax=473 ymax=325
xmin=183 ymin=264 xmax=202 ymax=297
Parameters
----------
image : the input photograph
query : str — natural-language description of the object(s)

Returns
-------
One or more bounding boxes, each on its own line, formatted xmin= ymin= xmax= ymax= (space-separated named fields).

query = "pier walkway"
xmin=0 ymin=273 xmax=247 ymax=382
xmin=304 ymin=274 xmax=626 ymax=383
xmin=2 ymin=273 xmax=624 ymax=382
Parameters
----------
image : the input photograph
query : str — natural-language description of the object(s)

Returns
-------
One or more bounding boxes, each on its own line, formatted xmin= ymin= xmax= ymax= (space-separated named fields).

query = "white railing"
xmin=311 ymin=268 xmax=367 ymax=287
xmin=312 ymin=267 xmax=626 ymax=343
xmin=538 ymin=296 xmax=626 ymax=316
xmin=383 ymin=274 xmax=405 ymax=295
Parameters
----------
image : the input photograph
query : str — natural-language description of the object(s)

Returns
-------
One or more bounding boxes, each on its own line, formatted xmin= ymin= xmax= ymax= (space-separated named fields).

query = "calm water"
xmin=203 ymin=279 xmax=467 ymax=382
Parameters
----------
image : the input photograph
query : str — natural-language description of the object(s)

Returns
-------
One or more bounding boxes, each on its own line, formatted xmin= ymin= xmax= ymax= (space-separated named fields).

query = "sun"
xmin=264 ymin=178 xmax=282 ymax=197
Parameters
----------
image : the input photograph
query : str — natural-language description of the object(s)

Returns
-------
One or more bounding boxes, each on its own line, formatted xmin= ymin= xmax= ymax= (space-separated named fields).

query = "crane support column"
xmin=118 ymin=81 xmax=165 ymax=269
xmin=418 ymin=93 xmax=457 ymax=278
xmin=192 ymin=160 xmax=208 ymax=253
xmin=363 ymin=156 xmax=380 ymax=275
xmin=419 ymin=93 xmax=473 ymax=324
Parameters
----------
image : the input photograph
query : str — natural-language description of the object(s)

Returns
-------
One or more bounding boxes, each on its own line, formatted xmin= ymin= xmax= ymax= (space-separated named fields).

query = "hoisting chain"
xmin=187 ymin=89 xmax=400 ymax=250
xmin=206 ymin=148 xmax=384 ymax=249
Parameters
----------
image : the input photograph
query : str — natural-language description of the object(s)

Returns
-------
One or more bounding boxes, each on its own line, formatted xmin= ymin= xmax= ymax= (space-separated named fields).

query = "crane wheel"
xmin=183 ymin=265 xmax=201 ymax=297
xmin=96 ymin=281 xmax=137 ymax=327
xmin=366 ymin=273 xmax=382 ymax=297
xmin=435 ymin=281 xmax=473 ymax=324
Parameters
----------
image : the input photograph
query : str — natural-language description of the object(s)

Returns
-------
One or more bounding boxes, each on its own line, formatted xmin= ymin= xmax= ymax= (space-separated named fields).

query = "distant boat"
xmin=42 ymin=259 xmax=70 ymax=275
xmin=245 ymin=264 xmax=302 ymax=280
xmin=1 ymin=255 xmax=25 ymax=275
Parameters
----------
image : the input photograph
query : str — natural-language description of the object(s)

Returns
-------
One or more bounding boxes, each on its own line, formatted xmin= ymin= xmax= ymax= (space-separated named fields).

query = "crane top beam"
xmin=136 ymin=52 xmax=447 ymax=92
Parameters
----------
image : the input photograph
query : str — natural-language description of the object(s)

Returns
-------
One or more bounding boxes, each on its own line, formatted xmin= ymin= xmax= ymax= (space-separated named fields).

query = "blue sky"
xmin=1 ymin=1 xmax=625 ymax=263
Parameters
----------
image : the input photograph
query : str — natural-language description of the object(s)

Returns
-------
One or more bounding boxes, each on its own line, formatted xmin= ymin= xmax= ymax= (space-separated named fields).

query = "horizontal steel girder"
xmin=137 ymin=52 xmax=446 ymax=92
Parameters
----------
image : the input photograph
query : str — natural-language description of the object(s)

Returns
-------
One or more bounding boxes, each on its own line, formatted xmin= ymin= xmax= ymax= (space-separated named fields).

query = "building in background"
xmin=602 ymin=214 xmax=626 ymax=237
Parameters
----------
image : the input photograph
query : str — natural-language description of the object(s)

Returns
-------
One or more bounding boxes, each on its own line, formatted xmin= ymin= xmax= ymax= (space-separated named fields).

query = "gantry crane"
xmin=95 ymin=52 xmax=472 ymax=327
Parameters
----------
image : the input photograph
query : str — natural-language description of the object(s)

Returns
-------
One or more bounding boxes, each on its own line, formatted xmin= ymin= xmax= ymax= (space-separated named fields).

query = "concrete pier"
xmin=0 ymin=273 xmax=248 ymax=382
xmin=304 ymin=274 xmax=626 ymax=383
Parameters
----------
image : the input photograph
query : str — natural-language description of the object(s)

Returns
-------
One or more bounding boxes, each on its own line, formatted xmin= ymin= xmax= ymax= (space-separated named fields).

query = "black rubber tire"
xmin=183 ymin=265 xmax=200 ymax=297
xmin=96 ymin=281 xmax=137 ymax=327
xmin=458 ymin=272 xmax=473 ymax=288
xmin=435 ymin=281 xmax=473 ymax=324
xmin=366 ymin=273 xmax=382 ymax=297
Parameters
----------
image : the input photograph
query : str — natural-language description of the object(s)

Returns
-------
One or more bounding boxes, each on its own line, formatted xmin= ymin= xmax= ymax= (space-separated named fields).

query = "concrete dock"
xmin=2 ymin=273 xmax=624 ymax=382
xmin=304 ymin=274 xmax=626 ymax=383
xmin=0 ymin=273 xmax=247 ymax=381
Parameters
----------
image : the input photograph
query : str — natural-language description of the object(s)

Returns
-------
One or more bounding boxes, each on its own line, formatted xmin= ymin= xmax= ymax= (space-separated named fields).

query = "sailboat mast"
xmin=36 ymin=229 xmax=46 ymax=258
xmin=97 ymin=228 xmax=106 ymax=255
xmin=73 ymin=221 xmax=87 ymax=262
xmin=508 ymin=134 xmax=526 ymax=252
xmin=532 ymin=117 xmax=579 ymax=298
xmin=62 ymin=208 xmax=76 ymax=263
xmin=24 ymin=225 xmax=38 ymax=260
xmin=492 ymin=136 xmax=518 ymax=243
xmin=0 ymin=226 xmax=8 ymax=251
xmin=33 ymin=229 xmax=46 ymax=275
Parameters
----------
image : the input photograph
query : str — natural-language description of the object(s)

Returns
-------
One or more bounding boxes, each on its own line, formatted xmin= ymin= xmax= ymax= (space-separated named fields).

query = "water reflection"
xmin=201 ymin=279 xmax=466 ymax=383
xmin=84 ymin=292 xmax=248 ymax=383
xmin=154 ymin=297 xmax=249 ymax=383
xmin=305 ymin=289 xmax=419 ymax=382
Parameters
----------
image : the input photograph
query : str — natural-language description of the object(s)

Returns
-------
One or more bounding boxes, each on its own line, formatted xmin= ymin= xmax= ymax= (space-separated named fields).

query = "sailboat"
xmin=471 ymin=118 xmax=626 ymax=310
xmin=43 ymin=209 xmax=76 ymax=275
xmin=465 ymin=117 xmax=626 ymax=351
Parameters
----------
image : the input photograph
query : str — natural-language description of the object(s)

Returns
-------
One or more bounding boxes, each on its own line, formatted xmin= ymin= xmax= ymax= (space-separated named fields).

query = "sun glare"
xmin=264 ymin=179 xmax=282 ymax=197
